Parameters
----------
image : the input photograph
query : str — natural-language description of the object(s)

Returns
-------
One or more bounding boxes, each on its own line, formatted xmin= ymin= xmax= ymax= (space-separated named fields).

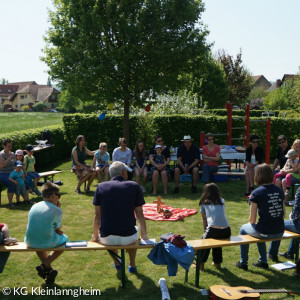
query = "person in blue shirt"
xmin=93 ymin=142 xmax=110 ymax=183
xmin=236 ymin=164 xmax=285 ymax=271
xmin=25 ymin=182 xmax=68 ymax=284
xmin=9 ymin=161 xmax=31 ymax=204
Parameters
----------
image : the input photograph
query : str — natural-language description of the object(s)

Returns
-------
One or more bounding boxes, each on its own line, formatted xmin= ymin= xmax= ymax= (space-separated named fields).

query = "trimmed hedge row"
xmin=63 ymin=114 xmax=300 ymax=159
xmin=0 ymin=125 xmax=72 ymax=170
xmin=208 ymin=109 xmax=280 ymax=117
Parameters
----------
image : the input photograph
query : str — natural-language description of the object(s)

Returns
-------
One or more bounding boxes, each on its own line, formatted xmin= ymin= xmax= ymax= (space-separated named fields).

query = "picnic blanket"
xmin=142 ymin=203 xmax=197 ymax=221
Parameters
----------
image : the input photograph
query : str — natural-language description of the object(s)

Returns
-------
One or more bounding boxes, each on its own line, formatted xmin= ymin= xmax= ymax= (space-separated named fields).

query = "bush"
xmin=63 ymin=113 xmax=300 ymax=160
xmin=0 ymin=125 xmax=71 ymax=170
xmin=33 ymin=103 xmax=47 ymax=112
xmin=21 ymin=105 xmax=30 ymax=112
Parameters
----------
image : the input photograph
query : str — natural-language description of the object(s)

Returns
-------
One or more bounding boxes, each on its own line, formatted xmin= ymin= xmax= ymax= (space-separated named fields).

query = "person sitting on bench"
xmin=24 ymin=182 xmax=68 ymax=284
xmin=173 ymin=135 xmax=200 ymax=194
xmin=0 ymin=139 xmax=16 ymax=206
xmin=71 ymin=135 xmax=96 ymax=193
xmin=202 ymin=133 xmax=220 ymax=185
xmin=92 ymin=161 xmax=149 ymax=273
xmin=236 ymin=164 xmax=285 ymax=270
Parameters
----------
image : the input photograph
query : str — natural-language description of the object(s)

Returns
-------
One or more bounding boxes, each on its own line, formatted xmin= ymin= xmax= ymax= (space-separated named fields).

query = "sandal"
xmin=36 ymin=264 xmax=48 ymax=279
xmin=4 ymin=237 xmax=18 ymax=245
xmin=45 ymin=268 xmax=58 ymax=284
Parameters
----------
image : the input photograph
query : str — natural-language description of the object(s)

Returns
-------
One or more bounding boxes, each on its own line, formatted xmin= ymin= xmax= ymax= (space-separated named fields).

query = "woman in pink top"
xmin=202 ymin=133 xmax=220 ymax=183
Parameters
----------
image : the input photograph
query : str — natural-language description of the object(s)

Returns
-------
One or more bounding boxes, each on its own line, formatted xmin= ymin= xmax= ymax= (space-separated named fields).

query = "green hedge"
xmin=0 ymin=125 xmax=72 ymax=170
xmin=208 ymin=109 xmax=280 ymax=117
xmin=63 ymin=114 xmax=300 ymax=159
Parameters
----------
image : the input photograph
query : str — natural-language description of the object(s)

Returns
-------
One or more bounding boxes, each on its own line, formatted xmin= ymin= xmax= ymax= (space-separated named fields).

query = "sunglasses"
xmin=278 ymin=140 xmax=286 ymax=144
xmin=55 ymin=193 xmax=61 ymax=199
xmin=157 ymin=139 xmax=163 ymax=143
xmin=207 ymin=138 xmax=214 ymax=141
xmin=252 ymin=141 xmax=259 ymax=144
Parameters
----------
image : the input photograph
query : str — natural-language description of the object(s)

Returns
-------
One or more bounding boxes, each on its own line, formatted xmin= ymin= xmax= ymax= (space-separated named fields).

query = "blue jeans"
xmin=0 ymin=232 xmax=10 ymax=273
xmin=269 ymin=219 xmax=300 ymax=256
xmin=0 ymin=173 xmax=16 ymax=193
xmin=202 ymin=164 xmax=218 ymax=183
xmin=239 ymin=223 xmax=283 ymax=264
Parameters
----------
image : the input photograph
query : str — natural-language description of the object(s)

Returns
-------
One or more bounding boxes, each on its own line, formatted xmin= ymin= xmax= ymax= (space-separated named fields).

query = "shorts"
xmin=96 ymin=164 xmax=109 ymax=168
xmin=176 ymin=165 xmax=199 ymax=175
xmin=16 ymin=185 xmax=26 ymax=196
xmin=99 ymin=227 xmax=139 ymax=246
xmin=27 ymin=172 xmax=40 ymax=179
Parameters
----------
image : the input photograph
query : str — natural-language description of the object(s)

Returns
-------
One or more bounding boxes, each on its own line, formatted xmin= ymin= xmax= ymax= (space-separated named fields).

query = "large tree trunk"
xmin=123 ymin=97 xmax=130 ymax=143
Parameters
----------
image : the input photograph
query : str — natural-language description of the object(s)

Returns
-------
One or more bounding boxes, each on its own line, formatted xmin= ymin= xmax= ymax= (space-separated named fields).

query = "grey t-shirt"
xmin=200 ymin=198 xmax=230 ymax=227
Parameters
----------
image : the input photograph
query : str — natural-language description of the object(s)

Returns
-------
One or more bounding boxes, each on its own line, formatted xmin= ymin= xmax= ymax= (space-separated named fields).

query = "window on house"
xmin=7 ymin=89 xmax=11 ymax=92
xmin=20 ymin=95 xmax=28 ymax=99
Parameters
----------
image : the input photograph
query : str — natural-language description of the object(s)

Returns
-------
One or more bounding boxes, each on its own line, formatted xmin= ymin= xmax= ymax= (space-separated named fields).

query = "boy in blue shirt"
xmin=9 ymin=161 xmax=31 ymax=204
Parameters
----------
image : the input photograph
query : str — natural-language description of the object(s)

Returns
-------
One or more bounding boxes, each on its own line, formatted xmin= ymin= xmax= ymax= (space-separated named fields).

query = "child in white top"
xmin=199 ymin=183 xmax=231 ymax=270
xmin=273 ymin=149 xmax=299 ymax=196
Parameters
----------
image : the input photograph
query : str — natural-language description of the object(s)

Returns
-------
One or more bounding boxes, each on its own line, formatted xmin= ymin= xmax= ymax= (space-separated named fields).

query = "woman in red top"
xmin=202 ymin=133 xmax=220 ymax=184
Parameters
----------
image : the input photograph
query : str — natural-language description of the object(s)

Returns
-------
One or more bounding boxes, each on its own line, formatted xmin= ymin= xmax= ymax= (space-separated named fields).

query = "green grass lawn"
xmin=0 ymin=112 xmax=64 ymax=134
xmin=0 ymin=160 xmax=299 ymax=299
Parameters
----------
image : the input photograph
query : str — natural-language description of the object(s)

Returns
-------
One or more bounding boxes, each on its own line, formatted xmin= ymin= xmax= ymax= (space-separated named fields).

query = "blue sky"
xmin=0 ymin=0 xmax=299 ymax=85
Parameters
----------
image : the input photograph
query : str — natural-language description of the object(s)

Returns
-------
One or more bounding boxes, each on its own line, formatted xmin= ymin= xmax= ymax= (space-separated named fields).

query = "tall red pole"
xmin=227 ymin=102 xmax=232 ymax=146
xmin=245 ymin=104 xmax=250 ymax=148
xmin=265 ymin=117 xmax=271 ymax=164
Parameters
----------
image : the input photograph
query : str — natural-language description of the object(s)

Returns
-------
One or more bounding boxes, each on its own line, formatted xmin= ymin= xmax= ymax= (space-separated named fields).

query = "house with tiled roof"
xmin=251 ymin=75 xmax=271 ymax=90
xmin=0 ymin=81 xmax=59 ymax=111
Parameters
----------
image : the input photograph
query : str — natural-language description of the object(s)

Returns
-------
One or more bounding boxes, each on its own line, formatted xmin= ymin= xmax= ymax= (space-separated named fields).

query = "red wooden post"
xmin=200 ymin=131 xmax=205 ymax=168
xmin=227 ymin=102 xmax=232 ymax=146
xmin=245 ymin=104 xmax=250 ymax=148
xmin=200 ymin=131 xmax=205 ymax=148
xmin=265 ymin=117 xmax=271 ymax=164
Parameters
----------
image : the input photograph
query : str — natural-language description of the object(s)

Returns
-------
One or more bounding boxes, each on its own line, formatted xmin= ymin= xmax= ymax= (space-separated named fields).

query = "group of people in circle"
xmin=70 ymin=133 xmax=221 ymax=195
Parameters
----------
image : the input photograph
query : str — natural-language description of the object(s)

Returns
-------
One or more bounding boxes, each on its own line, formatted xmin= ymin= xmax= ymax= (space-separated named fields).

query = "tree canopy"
xmin=43 ymin=0 xmax=210 ymax=140
xmin=218 ymin=49 xmax=253 ymax=106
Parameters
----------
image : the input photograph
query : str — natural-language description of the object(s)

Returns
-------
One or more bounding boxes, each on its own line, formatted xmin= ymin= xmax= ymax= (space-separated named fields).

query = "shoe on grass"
xmin=128 ymin=265 xmax=137 ymax=273
xmin=173 ymin=187 xmax=179 ymax=194
xmin=279 ymin=251 xmax=294 ymax=259
xmin=252 ymin=261 xmax=269 ymax=269
xmin=235 ymin=261 xmax=248 ymax=271
xmin=267 ymin=254 xmax=279 ymax=263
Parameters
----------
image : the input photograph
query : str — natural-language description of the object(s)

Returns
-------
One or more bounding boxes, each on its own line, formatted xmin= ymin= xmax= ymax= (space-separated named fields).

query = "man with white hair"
xmin=92 ymin=161 xmax=148 ymax=273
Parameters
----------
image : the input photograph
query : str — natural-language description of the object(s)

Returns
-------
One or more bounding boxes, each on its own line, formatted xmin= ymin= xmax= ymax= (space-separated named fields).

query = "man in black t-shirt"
xmin=173 ymin=135 xmax=200 ymax=194
xmin=272 ymin=135 xmax=291 ymax=172
xmin=92 ymin=161 xmax=149 ymax=273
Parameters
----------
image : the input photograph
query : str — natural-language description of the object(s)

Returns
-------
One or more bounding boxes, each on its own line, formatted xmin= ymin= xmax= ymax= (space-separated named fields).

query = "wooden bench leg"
xmin=185 ymin=269 xmax=189 ymax=284
xmin=195 ymin=250 xmax=201 ymax=288
xmin=121 ymin=249 xmax=126 ymax=288
xmin=107 ymin=249 xmax=126 ymax=288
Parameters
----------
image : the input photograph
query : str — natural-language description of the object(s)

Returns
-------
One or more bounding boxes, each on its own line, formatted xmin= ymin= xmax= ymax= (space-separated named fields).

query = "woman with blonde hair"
xmin=236 ymin=164 xmax=285 ymax=270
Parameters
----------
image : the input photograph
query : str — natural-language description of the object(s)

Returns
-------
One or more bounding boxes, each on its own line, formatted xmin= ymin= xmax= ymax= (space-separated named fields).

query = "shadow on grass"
xmin=203 ymin=266 xmax=300 ymax=297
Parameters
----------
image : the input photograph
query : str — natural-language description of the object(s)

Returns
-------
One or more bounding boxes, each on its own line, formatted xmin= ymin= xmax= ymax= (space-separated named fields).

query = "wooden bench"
xmin=186 ymin=230 xmax=300 ymax=287
xmin=1 ymin=231 xmax=299 ymax=288
xmin=199 ymin=171 xmax=245 ymax=176
xmin=39 ymin=170 xmax=62 ymax=183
